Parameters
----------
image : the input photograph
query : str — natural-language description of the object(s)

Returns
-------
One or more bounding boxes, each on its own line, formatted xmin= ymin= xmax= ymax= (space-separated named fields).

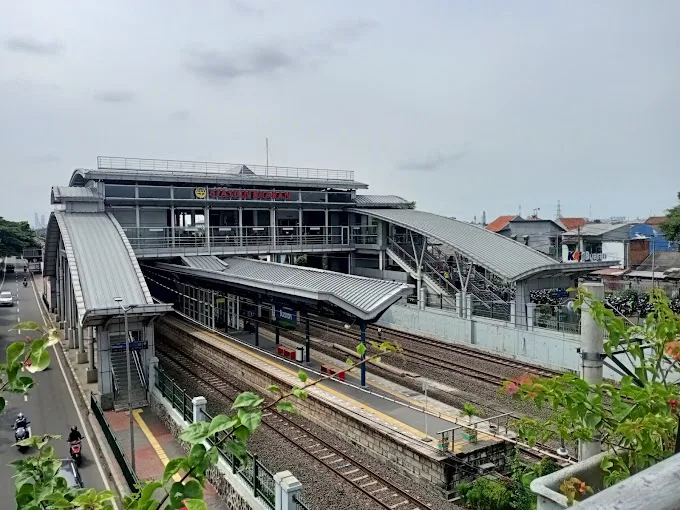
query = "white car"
xmin=0 ymin=291 xmax=13 ymax=307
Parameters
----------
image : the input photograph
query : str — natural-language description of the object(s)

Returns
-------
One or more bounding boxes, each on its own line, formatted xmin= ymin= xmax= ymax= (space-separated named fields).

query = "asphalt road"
xmin=0 ymin=264 xmax=109 ymax=499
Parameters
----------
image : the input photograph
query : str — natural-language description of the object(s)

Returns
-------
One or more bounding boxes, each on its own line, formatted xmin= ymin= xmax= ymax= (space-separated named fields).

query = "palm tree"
xmin=462 ymin=402 xmax=477 ymax=423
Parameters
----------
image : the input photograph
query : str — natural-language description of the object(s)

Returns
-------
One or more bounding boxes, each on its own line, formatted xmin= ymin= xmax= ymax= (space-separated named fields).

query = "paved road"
xmin=0 ymin=264 xmax=108 ymax=498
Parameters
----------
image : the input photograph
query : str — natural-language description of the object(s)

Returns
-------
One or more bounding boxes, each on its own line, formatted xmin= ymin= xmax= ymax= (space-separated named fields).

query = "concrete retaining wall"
xmin=156 ymin=319 xmax=453 ymax=490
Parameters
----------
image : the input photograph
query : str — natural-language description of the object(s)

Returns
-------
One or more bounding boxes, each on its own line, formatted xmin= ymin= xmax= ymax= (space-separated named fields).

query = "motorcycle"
xmin=69 ymin=439 xmax=83 ymax=466
xmin=14 ymin=422 xmax=31 ymax=453
xmin=23 ymin=280 xmax=27 ymax=288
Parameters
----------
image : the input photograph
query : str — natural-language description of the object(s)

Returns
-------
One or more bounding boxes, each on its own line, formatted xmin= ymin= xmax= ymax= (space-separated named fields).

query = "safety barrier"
xmin=155 ymin=367 xmax=192 ymax=422
xmin=292 ymin=494 xmax=310 ymax=510
xmin=90 ymin=393 xmax=139 ymax=491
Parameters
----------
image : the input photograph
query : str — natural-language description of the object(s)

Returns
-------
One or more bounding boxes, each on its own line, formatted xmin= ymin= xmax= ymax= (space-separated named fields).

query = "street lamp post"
xmin=114 ymin=297 xmax=135 ymax=472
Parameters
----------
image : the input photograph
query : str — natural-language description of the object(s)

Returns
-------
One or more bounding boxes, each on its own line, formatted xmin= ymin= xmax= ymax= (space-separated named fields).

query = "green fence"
xmin=154 ymin=366 xmax=275 ymax=509
xmin=90 ymin=393 xmax=139 ymax=492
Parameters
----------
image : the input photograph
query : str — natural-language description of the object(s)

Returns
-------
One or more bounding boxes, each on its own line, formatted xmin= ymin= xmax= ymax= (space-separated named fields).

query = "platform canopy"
xmin=352 ymin=208 xmax=613 ymax=282
xmin=146 ymin=256 xmax=413 ymax=322
xmin=43 ymin=211 xmax=172 ymax=326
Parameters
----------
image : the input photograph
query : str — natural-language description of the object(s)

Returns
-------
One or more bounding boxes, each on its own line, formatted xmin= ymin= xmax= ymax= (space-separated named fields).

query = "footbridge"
xmin=43 ymin=210 xmax=173 ymax=409
xmin=351 ymin=208 xmax=613 ymax=327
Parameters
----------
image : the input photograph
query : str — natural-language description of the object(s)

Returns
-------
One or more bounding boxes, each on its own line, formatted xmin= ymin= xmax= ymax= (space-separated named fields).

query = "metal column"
xmin=360 ymin=322 xmax=367 ymax=388
xmin=305 ymin=316 xmax=311 ymax=363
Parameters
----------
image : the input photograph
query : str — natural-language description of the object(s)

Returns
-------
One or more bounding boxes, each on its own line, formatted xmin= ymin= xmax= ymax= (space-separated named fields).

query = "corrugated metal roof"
xmin=563 ymin=223 xmax=631 ymax=237
xmin=351 ymin=208 xmax=557 ymax=281
xmin=354 ymin=195 xmax=409 ymax=207
xmin=51 ymin=186 xmax=102 ymax=203
xmin=180 ymin=255 xmax=228 ymax=272
xmin=636 ymin=252 xmax=680 ymax=272
xmin=56 ymin=212 xmax=151 ymax=311
xmin=152 ymin=258 xmax=412 ymax=320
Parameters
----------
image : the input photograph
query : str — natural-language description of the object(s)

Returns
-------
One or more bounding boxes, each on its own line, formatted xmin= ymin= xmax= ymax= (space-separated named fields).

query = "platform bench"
xmin=320 ymin=364 xmax=345 ymax=381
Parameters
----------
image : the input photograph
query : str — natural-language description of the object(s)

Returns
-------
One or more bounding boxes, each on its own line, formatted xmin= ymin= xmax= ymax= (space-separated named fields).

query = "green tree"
xmin=5 ymin=320 xmax=400 ymax=509
xmin=659 ymin=192 xmax=680 ymax=245
xmin=0 ymin=217 xmax=38 ymax=257
xmin=505 ymin=288 xmax=680 ymax=504
xmin=462 ymin=402 xmax=477 ymax=423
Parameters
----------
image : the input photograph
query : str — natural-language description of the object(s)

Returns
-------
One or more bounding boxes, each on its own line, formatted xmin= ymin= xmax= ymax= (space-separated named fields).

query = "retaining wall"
xmin=156 ymin=319 xmax=455 ymax=491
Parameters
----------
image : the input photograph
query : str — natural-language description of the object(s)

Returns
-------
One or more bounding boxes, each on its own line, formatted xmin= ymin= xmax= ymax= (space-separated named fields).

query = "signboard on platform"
xmin=201 ymin=187 xmax=293 ymax=201
xmin=276 ymin=307 xmax=297 ymax=325
xmin=110 ymin=341 xmax=148 ymax=352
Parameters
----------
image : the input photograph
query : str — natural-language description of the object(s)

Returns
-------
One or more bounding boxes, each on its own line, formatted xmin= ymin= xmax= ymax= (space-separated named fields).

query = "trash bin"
xmin=295 ymin=346 xmax=304 ymax=362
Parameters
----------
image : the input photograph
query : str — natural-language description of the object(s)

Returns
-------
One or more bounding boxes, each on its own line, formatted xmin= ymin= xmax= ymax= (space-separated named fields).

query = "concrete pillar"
xmin=455 ymin=293 xmax=463 ymax=317
xmin=305 ymin=316 xmax=311 ymax=363
xmin=510 ymin=301 xmax=516 ymax=327
xmin=192 ymin=396 xmax=208 ymax=424
xmin=378 ymin=250 xmax=384 ymax=270
xmin=526 ymin=303 xmax=536 ymax=330
xmin=77 ymin=325 xmax=88 ymax=364
xmin=360 ymin=322 xmax=367 ymax=388
xmin=270 ymin=208 xmax=276 ymax=246
xmin=274 ymin=471 xmax=302 ymax=510
xmin=148 ymin=356 xmax=159 ymax=391
xmin=298 ymin=208 xmax=303 ymax=243
xmin=324 ymin=209 xmax=329 ymax=244
xmin=87 ymin=327 xmax=97 ymax=383
xmin=579 ymin=281 xmax=605 ymax=461
xmin=465 ymin=294 xmax=473 ymax=319
xmin=416 ymin=274 xmax=423 ymax=310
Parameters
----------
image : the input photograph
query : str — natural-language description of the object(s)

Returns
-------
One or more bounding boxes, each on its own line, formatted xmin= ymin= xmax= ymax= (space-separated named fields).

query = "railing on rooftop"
xmin=98 ymin=156 xmax=355 ymax=182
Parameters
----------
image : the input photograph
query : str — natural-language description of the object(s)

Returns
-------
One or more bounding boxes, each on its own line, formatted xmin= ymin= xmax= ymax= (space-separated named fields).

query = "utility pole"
xmin=114 ymin=298 xmax=136 ymax=472
xmin=265 ymin=138 xmax=269 ymax=176
xmin=579 ymin=281 xmax=604 ymax=460
xmin=651 ymin=232 xmax=656 ymax=289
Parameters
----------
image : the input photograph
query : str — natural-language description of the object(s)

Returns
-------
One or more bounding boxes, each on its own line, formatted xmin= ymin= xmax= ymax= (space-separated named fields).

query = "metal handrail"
xmin=132 ymin=350 xmax=147 ymax=390
xmin=98 ymin=156 xmax=355 ymax=182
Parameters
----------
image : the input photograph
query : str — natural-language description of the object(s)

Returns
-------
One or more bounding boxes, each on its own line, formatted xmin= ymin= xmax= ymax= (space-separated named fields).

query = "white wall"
xmin=379 ymin=303 xmax=622 ymax=380
xmin=602 ymin=241 xmax=625 ymax=268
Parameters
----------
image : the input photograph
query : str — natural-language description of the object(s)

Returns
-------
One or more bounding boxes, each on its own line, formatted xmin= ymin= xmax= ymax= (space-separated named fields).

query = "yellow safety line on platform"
xmin=133 ymin=409 xmax=182 ymax=482
xmin=202 ymin=329 xmax=439 ymax=443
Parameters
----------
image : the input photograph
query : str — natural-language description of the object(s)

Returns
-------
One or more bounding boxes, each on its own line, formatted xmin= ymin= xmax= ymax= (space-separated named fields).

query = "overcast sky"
xmin=1 ymin=1 xmax=678 ymax=223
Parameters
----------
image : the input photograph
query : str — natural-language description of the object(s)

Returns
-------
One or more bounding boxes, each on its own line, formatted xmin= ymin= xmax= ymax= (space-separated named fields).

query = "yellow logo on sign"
xmin=194 ymin=187 xmax=207 ymax=199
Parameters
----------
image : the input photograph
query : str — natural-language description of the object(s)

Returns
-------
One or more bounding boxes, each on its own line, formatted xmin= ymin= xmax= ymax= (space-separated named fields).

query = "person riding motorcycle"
xmin=68 ymin=426 xmax=82 ymax=443
xmin=14 ymin=413 xmax=28 ymax=431
xmin=23 ymin=277 xmax=27 ymax=287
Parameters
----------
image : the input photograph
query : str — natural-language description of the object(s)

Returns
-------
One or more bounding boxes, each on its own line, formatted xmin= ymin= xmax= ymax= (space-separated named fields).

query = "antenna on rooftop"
xmin=518 ymin=205 xmax=522 ymax=217
xmin=556 ymin=200 xmax=562 ymax=219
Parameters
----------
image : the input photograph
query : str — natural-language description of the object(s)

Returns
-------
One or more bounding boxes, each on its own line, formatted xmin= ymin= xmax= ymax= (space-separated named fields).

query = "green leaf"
xmin=237 ymin=409 xmax=262 ymax=433
xmin=6 ymin=342 xmax=25 ymax=365
xmin=182 ymin=480 xmax=203 ymax=499
xmin=232 ymin=425 xmax=250 ymax=442
xmin=163 ymin=458 xmax=184 ymax=483
xmin=25 ymin=348 xmax=50 ymax=373
xmin=11 ymin=321 xmax=41 ymax=332
xmin=226 ymin=440 xmax=247 ymax=460
xmin=267 ymin=385 xmax=281 ymax=393
xmin=139 ymin=481 xmax=163 ymax=504
xmin=185 ymin=499 xmax=208 ymax=510
xmin=583 ymin=411 xmax=601 ymax=429
xmin=297 ymin=369 xmax=308 ymax=383
xmin=231 ymin=391 xmax=264 ymax=410
xmin=356 ymin=343 xmax=366 ymax=357
xmin=179 ymin=421 xmax=211 ymax=444
xmin=291 ymin=387 xmax=308 ymax=399
xmin=611 ymin=399 xmax=634 ymax=422
xmin=189 ymin=444 xmax=207 ymax=465
xmin=208 ymin=414 xmax=239 ymax=436
xmin=600 ymin=458 xmax=614 ymax=472
xmin=95 ymin=490 xmax=117 ymax=504
xmin=276 ymin=401 xmax=295 ymax=414
xmin=0 ymin=396 xmax=5 ymax=414
xmin=345 ymin=357 xmax=354 ymax=365
xmin=168 ymin=481 xmax=185 ymax=508
xmin=49 ymin=499 xmax=73 ymax=509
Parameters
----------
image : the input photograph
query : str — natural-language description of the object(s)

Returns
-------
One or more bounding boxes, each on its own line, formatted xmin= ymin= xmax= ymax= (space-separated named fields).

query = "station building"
xmin=44 ymin=156 xmax=613 ymax=407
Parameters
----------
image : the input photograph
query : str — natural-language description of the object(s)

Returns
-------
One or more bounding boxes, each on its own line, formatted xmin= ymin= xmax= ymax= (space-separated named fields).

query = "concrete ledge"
xmin=77 ymin=352 xmax=88 ymax=364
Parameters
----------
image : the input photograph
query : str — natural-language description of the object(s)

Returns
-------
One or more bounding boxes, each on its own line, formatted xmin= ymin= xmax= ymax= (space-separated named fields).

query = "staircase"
xmin=111 ymin=348 xmax=147 ymax=410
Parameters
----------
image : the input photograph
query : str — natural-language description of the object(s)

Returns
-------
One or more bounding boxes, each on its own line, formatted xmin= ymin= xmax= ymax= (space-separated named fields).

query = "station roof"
xmin=68 ymin=156 xmax=368 ymax=189
xmin=351 ymin=208 xmax=612 ymax=281
xmin=562 ymin=223 xmax=632 ymax=238
xmin=51 ymin=186 xmax=102 ymax=204
xmin=354 ymin=195 xmax=411 ymax=207
xmin=149 ymin=256 xmax=412 ymax=321
xmin=44 ymin=211 xmax=172 ymax=326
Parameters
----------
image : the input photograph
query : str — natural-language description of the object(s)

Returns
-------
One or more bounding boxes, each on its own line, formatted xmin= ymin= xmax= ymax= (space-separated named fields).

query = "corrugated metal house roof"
xmin=636 ymin=251 xmax=680 ymax=273
xmin=351 ymin=208 xmax=557 ymax=281
xmin=154 ymin=257 xmax=412 ymax=320
xmin=563 ymin=223 xmax=632 ymax=237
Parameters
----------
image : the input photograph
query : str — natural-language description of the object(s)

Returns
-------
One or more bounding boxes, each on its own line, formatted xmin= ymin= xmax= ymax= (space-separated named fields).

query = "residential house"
xmin=494 ymin=218 xmax=565 ymax=259
xmin=486 ymin=215 xmax=521 ymax=233
xmin=562 ymin=222 xmax=635 ymax=268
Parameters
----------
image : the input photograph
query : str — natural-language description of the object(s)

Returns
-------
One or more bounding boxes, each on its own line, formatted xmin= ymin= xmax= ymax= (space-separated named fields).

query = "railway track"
xmin=156 ymin=340 xmax=433 ymax=510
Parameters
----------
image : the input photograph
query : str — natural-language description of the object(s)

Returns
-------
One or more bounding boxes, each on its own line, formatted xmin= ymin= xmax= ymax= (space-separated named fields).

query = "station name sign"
xmin=567 ymin=251 xmax=607 ymax=262
xmin=194 ymin=187 xmax=293 ymax=201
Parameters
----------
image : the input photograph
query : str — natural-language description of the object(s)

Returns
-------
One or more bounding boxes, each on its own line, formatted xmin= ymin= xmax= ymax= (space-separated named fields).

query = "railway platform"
xmin=179 ymin=315 xmax=505 ymax=454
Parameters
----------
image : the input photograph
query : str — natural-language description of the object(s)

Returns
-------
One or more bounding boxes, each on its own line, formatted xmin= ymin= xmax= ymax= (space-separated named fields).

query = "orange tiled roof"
xmin=559 ymin=217 xmax=587 ymax=230
xmin=486 ymin=215 xmax=518 ymax=232
xmin=645 ymin=216 xmax=666 ymax=226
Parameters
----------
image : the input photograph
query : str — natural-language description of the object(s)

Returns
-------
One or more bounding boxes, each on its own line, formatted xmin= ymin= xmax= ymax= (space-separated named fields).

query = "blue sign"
xmin=276 ymin=307 xmax=297 ymax=325
xmin=111 ymin=341 xmax=148 ymax=353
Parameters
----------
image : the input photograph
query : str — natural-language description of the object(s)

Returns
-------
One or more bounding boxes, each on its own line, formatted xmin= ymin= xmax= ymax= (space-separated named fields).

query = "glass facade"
xmin=138 ymin=186 xmax=171 ymax=199
xmin=106 ymin=185 xmax=136 ymax=198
